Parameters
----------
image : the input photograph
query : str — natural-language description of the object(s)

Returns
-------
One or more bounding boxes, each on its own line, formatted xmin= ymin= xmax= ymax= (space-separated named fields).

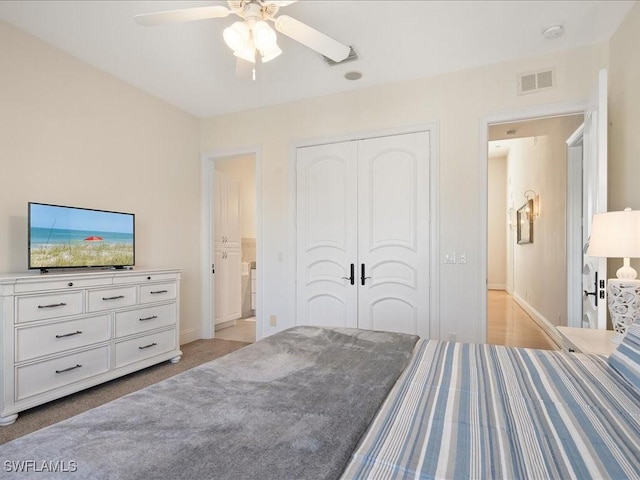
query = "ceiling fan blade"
xmin=275 ymin=15 xmax=350 ymax=63
xmin=268 ymin=1 xmax=298 ymax=6
xmin=134 ymin=6 xmax=230 ymax=26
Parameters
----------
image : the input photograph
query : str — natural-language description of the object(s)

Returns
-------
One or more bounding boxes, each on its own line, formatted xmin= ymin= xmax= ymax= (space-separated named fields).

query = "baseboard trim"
xmin=488 ymin=284 xmax=506 ymax=291
xmin=214 ymin=319 xmax=237 ymax=331
xmin=180 ymin=328 xmax=201 ymax=345
xmin=511 ymin=293 xmax=563 ymax=348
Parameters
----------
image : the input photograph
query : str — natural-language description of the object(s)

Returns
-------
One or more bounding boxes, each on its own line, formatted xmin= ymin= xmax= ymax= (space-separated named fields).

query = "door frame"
xmin=479 ymin=101 xmax=587 ymax=343
xmin=200 ymin=146 xmax=263 ymax=340
xmin=290 ymin=122 xmax=441 ymax=339
xmin=566 ymin=124 xmax=585 ymax=328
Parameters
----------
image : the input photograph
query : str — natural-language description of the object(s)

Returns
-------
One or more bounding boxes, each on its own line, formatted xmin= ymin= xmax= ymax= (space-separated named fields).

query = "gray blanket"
xmin=0 ymin=326 xmax=418 ymax=479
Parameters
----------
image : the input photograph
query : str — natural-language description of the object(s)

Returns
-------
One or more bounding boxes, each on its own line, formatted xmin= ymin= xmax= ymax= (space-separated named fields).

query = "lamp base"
xmin=607 ymin=278 xmax=640 ymax=343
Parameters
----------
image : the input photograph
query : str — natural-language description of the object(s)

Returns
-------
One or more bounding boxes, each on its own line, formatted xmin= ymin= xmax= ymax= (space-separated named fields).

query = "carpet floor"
xmin=0 ymin=338 xmax=249 ymax=445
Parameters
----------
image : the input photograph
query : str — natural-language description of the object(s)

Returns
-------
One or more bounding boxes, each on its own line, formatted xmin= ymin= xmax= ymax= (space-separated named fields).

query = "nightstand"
xmin=557 ymin=326 xmax=617 ymax=356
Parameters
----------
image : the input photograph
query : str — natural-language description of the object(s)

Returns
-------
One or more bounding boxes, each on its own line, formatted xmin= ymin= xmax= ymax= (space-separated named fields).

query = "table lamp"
xmin=587 ymin=208 xmax=640 ymax=342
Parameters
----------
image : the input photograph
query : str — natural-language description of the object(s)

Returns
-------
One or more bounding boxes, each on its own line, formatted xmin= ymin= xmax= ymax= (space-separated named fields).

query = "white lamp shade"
xmin=588 ymin=209 xmax=640 ymax=279
xmin=252 ymin=20 xmax=277 ymax=51
xmin=587 ymin=209 xmax=640 ymax=258
xmin=260 ymin=42 xmax=282 ymax=62
xmin=223 ymin=21 xmax=250 ymax=52
xmin=233 ymin=43 xmax=256 ymax=63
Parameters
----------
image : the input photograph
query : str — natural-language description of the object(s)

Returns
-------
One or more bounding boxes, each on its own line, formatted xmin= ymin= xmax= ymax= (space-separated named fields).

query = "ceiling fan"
xmin=135 ymin=1 xmax=351 ymax=73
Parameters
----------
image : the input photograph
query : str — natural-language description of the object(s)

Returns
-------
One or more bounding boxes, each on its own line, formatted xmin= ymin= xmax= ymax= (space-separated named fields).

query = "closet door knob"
xmin=341 ymin=263 xmax=355 ymax=285
xmin=361 ymin=264 xmax=371 ymax=286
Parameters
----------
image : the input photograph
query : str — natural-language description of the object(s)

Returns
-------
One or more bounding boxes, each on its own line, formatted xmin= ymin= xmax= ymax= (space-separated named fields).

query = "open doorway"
xmin=204 ymin=153 xmax=258 ymax=344
xmin=486 ymin=114 xmax=583 ymax=349
xmin=480 ymin=70 xmax=609 ymax=348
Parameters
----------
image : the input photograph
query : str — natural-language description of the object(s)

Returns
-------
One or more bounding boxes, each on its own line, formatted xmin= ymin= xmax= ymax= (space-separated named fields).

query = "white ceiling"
xmin=0 ymin=1 xmax=634 ymax=118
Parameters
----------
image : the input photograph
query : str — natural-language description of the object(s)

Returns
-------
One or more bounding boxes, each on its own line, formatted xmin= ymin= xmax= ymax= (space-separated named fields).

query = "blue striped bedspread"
xmin=342 ymin=339 xmax=640 ymax=479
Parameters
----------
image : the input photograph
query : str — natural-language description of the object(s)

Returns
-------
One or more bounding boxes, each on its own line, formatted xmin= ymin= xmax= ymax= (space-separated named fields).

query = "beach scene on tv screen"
xmin=29 ymin=204 xmax=134 ymax=268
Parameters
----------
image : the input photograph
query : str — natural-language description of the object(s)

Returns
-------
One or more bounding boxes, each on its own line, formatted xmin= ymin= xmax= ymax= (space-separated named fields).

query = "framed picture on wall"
xmin=517 ymin=199 xmax=534 ymax=244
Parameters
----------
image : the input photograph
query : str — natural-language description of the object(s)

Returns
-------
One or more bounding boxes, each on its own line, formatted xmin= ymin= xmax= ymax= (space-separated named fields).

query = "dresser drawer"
xmin=114 ymin=329 xmax=176 ymax=369
xmin=87 ymin=286 xmax=136 ymax=312
xmin=14 ymin=277 xmax=111 ymax=294
xmin=16 ymin=346 xmax=110 ymax=401
xmin=114 ymin=304 xmax=176 ymax=339
xmin=112 ymin=273 xmax=177 ymax=285
xmin=16 ymin=292 xmax=84 ymax=323
xmin=15 ymin=314 xmax=111 ymax=363
xmin=139 ymin=282 xmax=176 ymax=304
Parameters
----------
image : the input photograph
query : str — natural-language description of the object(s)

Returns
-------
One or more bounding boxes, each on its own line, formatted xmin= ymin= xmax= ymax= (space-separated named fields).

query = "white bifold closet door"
xmin=296 ymin=131 xmax=430 ymax=337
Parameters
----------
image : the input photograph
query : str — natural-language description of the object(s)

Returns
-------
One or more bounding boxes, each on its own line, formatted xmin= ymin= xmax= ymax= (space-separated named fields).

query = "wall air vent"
xmin=322 ymin=46 xmax=358 ymax=66
xmin=517 ymin=68 xmax=555 ymax=95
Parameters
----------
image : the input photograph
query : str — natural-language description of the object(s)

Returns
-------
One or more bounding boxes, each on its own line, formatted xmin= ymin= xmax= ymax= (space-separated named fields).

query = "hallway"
xmin=487 ymin=290 xmax=558 ymax=350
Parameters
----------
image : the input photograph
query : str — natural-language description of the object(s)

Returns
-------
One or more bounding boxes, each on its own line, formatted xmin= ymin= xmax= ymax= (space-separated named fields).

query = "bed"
xmin=0 ymin=323 xmax=639 ymax=479
xmin=343 ymin=335 xmax=640 ymax=479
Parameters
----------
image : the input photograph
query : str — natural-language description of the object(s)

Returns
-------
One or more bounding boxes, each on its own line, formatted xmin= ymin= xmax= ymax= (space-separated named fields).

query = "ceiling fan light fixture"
xmin=260 ymin=42 xmax=282 ymax=63
xmin=233 ymin=42 xmax=256 ymax=64
xmin=136 ymin=2 xmax=352 ymax=76
xmin=252 ymin=20 xmax=277 ymax=51
xmin=223 ymin=21 xmax=250 ymax=51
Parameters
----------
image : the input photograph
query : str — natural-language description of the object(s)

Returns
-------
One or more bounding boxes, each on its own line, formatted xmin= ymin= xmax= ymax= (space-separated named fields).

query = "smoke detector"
xmin=543 ymin=25 xmax=564 ymax=39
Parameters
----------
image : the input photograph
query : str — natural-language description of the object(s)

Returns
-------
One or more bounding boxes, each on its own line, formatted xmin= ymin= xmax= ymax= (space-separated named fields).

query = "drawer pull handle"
xmin=38 ymin=302 xmax=67 ymax=309
xmin=56 ymin=364 xmax=82 ymax=374
xmin=150 ymin=290 xmax=168 ymax=295
xmin=139 ymin=342 xmax=158 ymax=350
xmin=102 ymin=295 xmax=125 ymax=301
xmin=55 ymin=330 xmax=82 ymax=338
xmin=139 ymin=315 xmax=158 ymax=322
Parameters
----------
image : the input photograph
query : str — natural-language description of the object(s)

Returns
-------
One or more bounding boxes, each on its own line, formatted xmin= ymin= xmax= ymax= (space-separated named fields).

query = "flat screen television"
xmin=28 ymin=202 xmax=135 ymax=272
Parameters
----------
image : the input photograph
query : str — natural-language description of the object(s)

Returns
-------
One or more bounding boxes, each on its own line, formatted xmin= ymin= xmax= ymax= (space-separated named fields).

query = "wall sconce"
xmin=524 ymin=190 xmax=540 ymax=221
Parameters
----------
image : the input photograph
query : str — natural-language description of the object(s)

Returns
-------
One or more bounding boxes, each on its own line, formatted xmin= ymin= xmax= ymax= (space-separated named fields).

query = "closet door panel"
xmin=225 ymin=249 xmax=242 ymax=321
xmin=225 ymin=178 xmax=241 ymax=248
xmin=214 ymin=172 xmax=225 ymax=247
xmin=296 ymin=142 xmax=358 ymax=328
xmin=357 ymin=132 xmax=430 ymax=338
xmin=295 ymin=131 xmax=430 ymax=337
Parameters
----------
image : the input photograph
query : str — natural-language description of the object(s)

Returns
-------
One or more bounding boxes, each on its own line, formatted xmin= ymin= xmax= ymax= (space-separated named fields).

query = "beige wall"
xmin=488 ymin=156 xmax=507 ymax=290
xmin=609 ymin=1 xmax=640 ymax=275
xmin=506 ymin=114 xmax=583 ymax=328
xmin=0 ymin=21 xmax=202 ymax=343
xmin=201 ymin=43 xmax=608 ymax=342
xmin=4 ymin=2 xmax=637 ymax=344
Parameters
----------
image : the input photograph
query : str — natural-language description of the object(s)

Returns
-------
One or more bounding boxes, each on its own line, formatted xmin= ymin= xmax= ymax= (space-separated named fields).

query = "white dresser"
xmin=0 ymin=268 xmax=181 ymax=426
xmin=556 ymin=326 xmax=617 ymax=356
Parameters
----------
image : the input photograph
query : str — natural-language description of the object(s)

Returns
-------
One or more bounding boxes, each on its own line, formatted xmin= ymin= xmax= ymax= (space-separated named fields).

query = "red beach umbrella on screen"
xmin=84 ymin=236 xmax=103 ymax=242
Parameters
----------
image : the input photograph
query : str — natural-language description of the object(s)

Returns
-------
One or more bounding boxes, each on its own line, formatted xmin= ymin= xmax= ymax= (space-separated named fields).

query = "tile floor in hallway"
xmin=215 ymin=317 xmax=256 ymax=343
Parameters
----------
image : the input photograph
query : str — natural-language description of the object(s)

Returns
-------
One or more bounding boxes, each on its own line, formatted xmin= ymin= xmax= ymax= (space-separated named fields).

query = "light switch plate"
xmin=444 ymin=253 xmax=456 ymax=264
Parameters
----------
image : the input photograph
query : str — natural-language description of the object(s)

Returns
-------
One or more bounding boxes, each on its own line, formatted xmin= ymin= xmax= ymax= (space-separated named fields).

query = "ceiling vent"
xmin=322 ymin=46 xmax=358 ymax=66
xmin=517 ymin=68 xmax=555 ymax=95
